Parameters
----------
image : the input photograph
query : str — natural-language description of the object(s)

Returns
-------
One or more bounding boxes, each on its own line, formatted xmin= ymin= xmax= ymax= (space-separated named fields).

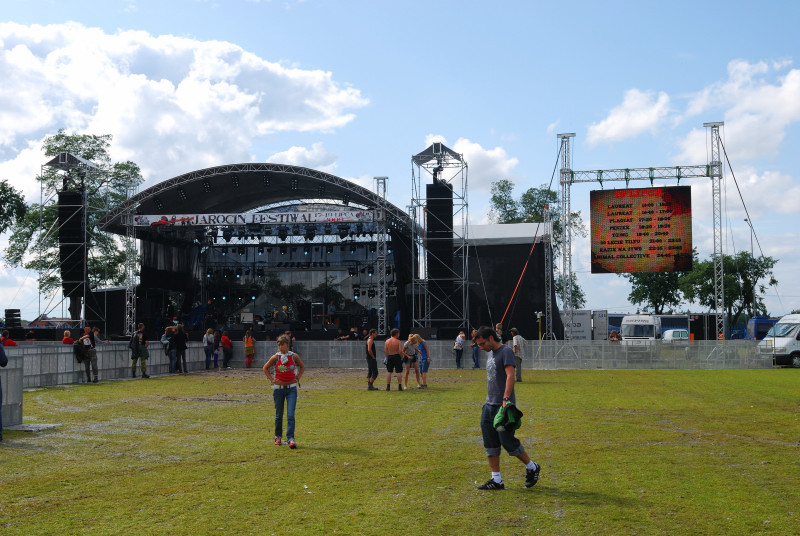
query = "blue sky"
xmin=2 ymin=0 xmax=799 ymax=323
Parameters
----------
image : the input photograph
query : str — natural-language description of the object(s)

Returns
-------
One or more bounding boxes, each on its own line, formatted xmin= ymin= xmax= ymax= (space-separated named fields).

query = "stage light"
xmin=277 ymin=226 xmax=289 ymax=241
xmin=348 ymin=266 xmax=356 ymax=277
xmin=387 ymin=245 xmax=392 ymax=254
xmin=324 ymin=225 xmax=332 ymax=235
xmin=369 ymin=244 xmax=376 ymax=253
xmin=337 ymin=225 xmax=349 ymax=240
xmin=367 ymin=265 xmax=374 ymax=277
xmin=343 ymin=194 xmax=350 ymax=205
xmin=238 ymin=247 xmax=245 ymax=255
xmin=177 ymin=188 xmax=188 ymax=201
xmin=221 ymin=247 xmax=227 ymax=256
xmin=222 ymin=295 xmax=227 ymax=300
xmin=232 ymin=175 xmax=239 ymax=188
xmin=206 ymin=269 xmax=212 ymax=278
xmin=304 ymin=226 xmax=316 ymax=241
xmin=202 ymin=180 xmax=212 ymax=193
xmin=256 ymin=268 xmax=265 ymax=277
xmin=263 ymin=174 xmax=270 ymax=187
xmin=236 ymin=269 xmax=242 ymax=278
xmin=317 ymin=184 xmax=326 ymax=196
xmin=258 ymin=246 xmax=264 ymax=255
xmin=223 ymin=229 xmax=233 ymax=242
xmin=368 ymin=288 xmax=376 ymax=299
xmin=356 ymin=223 xmax=364 ymax=236
xmin=290 ymin=177 xmax=298 ymax=190
xmin=154 ymin=197 xmax=164 ymax=211
xmin=325 ymin=245 xmax=333 ymax=254
xmin=350 ymin=244 xmax=356 ymax=254
xmin=280 ymin=245 xmax=287 ymax=255
xmin=304 ymin=246 xmax=310 ymax=256
xmin=353 ymin=285 xmax=360 ymax=300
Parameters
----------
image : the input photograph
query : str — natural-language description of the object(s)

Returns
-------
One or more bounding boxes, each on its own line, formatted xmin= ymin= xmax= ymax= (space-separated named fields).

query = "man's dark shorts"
xmin=386 ymin=354 xmax=403 ymax=373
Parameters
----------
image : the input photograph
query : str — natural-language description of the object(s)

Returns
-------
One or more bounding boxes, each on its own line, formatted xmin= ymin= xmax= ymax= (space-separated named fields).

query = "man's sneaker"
xmin=398 ymin=384 xmax=403 ymax=391
xmin=274 ymin=436 xmax=282 ymax=446
xmin=288 ymin=440 xmax=297 ymax=449
xmin=525 ymin=463 xmax=541 ymax=488
xmin=477 ymin=479 xmax=505 ymax=490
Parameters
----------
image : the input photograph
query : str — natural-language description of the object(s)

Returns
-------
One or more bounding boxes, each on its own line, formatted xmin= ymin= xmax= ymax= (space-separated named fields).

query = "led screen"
xmin=590 ymin=186 xmax=692 ymax=273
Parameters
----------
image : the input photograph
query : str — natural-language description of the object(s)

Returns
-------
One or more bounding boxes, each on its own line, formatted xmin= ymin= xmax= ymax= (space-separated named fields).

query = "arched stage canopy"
xmin=99 ymin=163 xmax=415 ymax=240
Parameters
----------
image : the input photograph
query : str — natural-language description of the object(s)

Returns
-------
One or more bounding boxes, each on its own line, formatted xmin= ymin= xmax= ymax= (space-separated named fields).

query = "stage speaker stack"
xmin=57 ymin=191 xmax=87 ymax=298
xmin=4 ymin=309 xmax=22 ymax=328
xmin=426 ymin=181 xmax=455 ymax=326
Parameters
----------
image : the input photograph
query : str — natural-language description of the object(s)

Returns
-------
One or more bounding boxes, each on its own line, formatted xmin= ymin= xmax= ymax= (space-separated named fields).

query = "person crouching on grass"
xmin=474 ymin=325 xmax=540 ymax=490
xmin=263 ymin=334 xmax=305 ymax=449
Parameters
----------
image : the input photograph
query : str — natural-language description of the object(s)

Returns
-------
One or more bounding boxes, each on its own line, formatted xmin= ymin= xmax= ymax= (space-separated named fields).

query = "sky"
xmin=1 ymin=0 xmax=799 ymax=324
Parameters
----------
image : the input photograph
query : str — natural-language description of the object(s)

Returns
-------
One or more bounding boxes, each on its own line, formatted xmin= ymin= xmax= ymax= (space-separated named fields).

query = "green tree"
xmin=0 ymin=179 xmax=26 ymax=233
xmin=3 ymin=130 xmax=143 ymax=319
xmin=680 ymin=251 xmax=778 ymax=328
xmin=489 ymin=179 xmax=587 ymax=309
xmin=310 ymin=275 xmax=345 ymax=308
xmin=622 ymin=271 xmax=685 ymax=314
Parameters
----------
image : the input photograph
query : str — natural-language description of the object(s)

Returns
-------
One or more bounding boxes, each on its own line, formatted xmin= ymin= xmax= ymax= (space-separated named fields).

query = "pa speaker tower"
xmin=57 ymin=191 xmax=87 ymax=298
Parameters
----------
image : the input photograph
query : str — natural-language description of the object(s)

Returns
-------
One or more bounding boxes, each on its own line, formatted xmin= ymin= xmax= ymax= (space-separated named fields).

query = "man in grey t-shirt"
xmin=474 ymin=325 xmax=540 ymax=490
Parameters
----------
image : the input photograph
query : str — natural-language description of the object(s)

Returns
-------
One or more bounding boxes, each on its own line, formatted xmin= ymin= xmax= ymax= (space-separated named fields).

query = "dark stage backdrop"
xmin=468 ymin=241 xmax=564 ymax=340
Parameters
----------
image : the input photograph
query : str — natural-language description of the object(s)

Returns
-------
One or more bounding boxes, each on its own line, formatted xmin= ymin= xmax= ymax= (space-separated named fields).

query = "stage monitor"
xmin=590 ymin=186 xmax=692 ymax=274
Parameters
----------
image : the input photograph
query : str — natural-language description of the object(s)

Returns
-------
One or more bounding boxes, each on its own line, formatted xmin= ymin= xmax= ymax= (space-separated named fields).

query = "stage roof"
xmin=99 ymin=163 xmax=415 ymax=243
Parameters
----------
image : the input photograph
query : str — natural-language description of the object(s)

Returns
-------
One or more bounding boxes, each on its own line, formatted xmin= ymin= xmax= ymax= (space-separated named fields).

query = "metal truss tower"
xmin=124 ymin=184 xmax=138 ymax=336
xmin=556 ymin=122 xmax=725 ymax=339
xmin=705 ymin=122 xmax=726 ymax=340
xmin=410 ymin=143 xmax=469 ymax=331
xmin=557 ymin=133 xmax=576 ymax=336
xmin=374 ymin=176 xmax=389 ymax=336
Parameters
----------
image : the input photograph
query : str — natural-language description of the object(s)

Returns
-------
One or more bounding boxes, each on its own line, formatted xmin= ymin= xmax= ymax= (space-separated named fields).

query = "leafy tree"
xmin=622 ymin=271 xmax=685 ymax=314
xmin=489 ymin=179 xmax=587 ymax=309
xmin=0 ymin=179 xmax=26 ymax=233
xmin=680 ymin=251 xmax=778 ymax=328
xmin=3 ymin=130 xmax=143 ymax=319
xmin=310 ymin=275 xmax=345 ymax=308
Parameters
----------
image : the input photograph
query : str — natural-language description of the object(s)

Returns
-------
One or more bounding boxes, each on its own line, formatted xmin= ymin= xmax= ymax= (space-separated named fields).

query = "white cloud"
xmin=586 ymin=89 xmax=670 ymax=145
xmin=0 ymin=21 xmax=368 ymax=187
xmin=677 ymin=60 xmax=800 ymax=161
xmin=266 ymin=142 xmax=337 ymax=173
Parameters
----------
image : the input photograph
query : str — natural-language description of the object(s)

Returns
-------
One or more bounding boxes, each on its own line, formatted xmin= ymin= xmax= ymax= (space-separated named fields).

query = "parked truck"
xmin=757 ymin=314 xmax=800 ymax=367
xmin=620 ymin=314 xmax=662 ymax=354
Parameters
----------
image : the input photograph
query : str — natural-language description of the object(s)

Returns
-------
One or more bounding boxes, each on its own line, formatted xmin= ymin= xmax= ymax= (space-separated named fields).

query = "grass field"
xmin=1 ymin=368 xmax=798 ymax=535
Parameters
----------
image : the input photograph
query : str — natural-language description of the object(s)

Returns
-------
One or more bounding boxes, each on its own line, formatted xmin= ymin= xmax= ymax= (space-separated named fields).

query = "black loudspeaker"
xmin=57 ymin=191 xmax=86 ymax=298
xmin=4 ymin=308 xmax=22 ymax=328
xmin=426 ymin=182 xmax=455 ymax=324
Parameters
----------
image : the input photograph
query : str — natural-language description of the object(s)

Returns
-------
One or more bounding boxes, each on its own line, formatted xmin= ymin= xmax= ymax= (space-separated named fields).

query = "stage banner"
xmin=590 ymin=186 xmax=692 ymax=273
xmin=133 ymin=210 xmax=375 ymax=227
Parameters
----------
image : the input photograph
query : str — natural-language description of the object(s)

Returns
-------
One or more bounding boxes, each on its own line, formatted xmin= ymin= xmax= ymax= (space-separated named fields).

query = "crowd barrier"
xmin=0 ymin=339 xmax=770 ymax=429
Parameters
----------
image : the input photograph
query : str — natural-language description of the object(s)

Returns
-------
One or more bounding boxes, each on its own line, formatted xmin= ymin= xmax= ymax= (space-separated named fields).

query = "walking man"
xmin=474 ymin=326 xmax=540 ymax=490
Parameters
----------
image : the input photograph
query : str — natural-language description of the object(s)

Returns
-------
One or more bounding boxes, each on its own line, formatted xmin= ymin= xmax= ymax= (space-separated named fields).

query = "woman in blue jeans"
xmin=263 ymin=334 xmax=305 ymax=449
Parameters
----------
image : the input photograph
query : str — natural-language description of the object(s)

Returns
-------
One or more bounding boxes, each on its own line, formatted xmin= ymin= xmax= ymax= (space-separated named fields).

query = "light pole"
xmin=744 ymin=218 xmax=754 ymax=315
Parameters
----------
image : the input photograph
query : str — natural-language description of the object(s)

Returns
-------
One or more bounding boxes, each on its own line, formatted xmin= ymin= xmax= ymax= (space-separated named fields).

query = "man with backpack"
xmin=129 ymin=323 xmax=150 ymax=379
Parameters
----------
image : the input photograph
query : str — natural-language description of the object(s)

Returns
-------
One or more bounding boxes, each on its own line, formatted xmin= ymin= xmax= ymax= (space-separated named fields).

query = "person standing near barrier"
xmin=243 ymin=329 xmax=255 ymax=368
xmin=263 ymin=334 xmax=305 ymax=449
xmin=365 ymin=329 xmax=379 ymax=390
xmin=402 ymin=334 xmax=421 ymax=390
xmin=383 ymin=328 xmax=404 ymax=391
xmin=212 ymin=330 xmax=221 ymax=368
xmin=453 ymin=331 xmax=465 ymax=369
xmin=62 ymin=330 xmax=74 ymax=345
xmin=162 ymin=326 xmax=177 ymax=373
xmin=78 ymin=326 xmax=99 ymax=383
xmin=202 ymin=328 xmax=214 ymax=370
xmin=509 ymin=328 xmax=524 ymax=382
xmin=0 ymin=343 xmax=7 ymax=440
xmin=129 ymin=323 xmax=150 ymax=379
xmin=474 ymin=326 xmax=540 ymax=490
xmin=414 ymin=334 xmax=430 ymax=388
xmin=470 ymin=329 xmax=480 ymax=369
xmin=220 ymin=331 xmax=233 ymax=369
xmin=174 ymin=324 xmax=188 ymax=374
xmin=1 ymin=330 xmax=17 ymax=346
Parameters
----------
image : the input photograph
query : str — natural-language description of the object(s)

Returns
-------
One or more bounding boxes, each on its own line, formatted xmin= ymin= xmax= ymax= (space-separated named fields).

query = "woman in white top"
xmin=402 ymin=334 xmax=422 ymax=389
xmin=202 ymin=328 xmax=214 ymax=370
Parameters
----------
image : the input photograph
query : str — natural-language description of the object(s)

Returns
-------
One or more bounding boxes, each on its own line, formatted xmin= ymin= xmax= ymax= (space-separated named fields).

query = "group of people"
xmin=378 ymin=329 xmax=432 ymax=391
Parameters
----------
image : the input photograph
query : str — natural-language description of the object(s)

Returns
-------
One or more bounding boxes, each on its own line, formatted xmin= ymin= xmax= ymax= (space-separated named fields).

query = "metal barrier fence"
xmin=0 ymin=339 xmax=772 ymax=429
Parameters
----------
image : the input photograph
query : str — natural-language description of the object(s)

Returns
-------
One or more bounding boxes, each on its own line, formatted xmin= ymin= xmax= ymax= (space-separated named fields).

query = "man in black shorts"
xmin=383 ymin=328 xmax=404 ymax=391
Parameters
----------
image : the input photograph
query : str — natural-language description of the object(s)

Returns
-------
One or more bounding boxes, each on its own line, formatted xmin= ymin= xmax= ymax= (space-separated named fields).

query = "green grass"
xmin=1 ymin=368 xmax=799 ymax=535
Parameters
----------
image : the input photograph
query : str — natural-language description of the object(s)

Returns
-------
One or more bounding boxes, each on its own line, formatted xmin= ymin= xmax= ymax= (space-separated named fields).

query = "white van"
xmin=620 ymin=315 xmax=662 ymax=353
xmin=757 ymin=314 xmax=800 ymax=367
xmin=663 ymin=329 xmax=689 ymax=343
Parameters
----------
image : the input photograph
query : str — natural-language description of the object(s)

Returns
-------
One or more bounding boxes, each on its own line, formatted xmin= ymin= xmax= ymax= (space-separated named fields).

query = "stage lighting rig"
xmin=277 ymin=226 xmax=289 ymax=241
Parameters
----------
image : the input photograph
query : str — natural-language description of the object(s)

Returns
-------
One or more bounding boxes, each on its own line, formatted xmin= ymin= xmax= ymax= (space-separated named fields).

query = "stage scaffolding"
xmin=410 ymin=143 xmax=469 ymax=332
